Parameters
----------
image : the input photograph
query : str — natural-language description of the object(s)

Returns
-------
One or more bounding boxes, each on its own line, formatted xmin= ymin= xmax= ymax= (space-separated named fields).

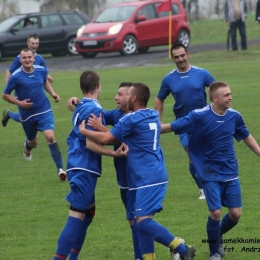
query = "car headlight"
xmin=108 ymin=23 xmax=123 ymax=35
xmin=77 ymin=25 xmax=85 ymax=37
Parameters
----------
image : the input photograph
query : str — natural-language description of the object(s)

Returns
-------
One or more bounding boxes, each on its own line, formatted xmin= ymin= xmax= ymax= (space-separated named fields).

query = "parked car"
xmin=0 ymin=10 xmax=91 ymax=61
xmin=75 ymin=0 xmax=190 ymax=58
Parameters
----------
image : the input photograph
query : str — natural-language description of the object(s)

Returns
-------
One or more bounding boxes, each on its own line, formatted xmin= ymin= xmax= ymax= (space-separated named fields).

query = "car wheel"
xmin=66 ymin=36 xmax=78 ymax=55
xmin=176 ymin=29 xmax=190 ymax=48
xmin=121 ymin=35 xmax=137 ymax=55
xmin=80 ymin=52 xmax=97 ymax=58
xmin=138 ymin=47 xmax=150 ymax=54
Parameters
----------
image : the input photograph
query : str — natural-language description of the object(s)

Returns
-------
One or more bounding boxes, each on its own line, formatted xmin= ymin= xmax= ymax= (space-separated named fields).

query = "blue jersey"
xmin=3 ymin=65 xmax=50 ymax=121
xmin=157 ymin=65 xmax=215 ymax=119
xmin=171 ymin=105 xmax=250 ymax=182
xmin=66 ymin=98 xmax=105 ymax=176
xmin=110 ymin=108 xmax=168 ymax=189
xmin=104 ymin=109 xmax=128 ymax=188
xmin=9 ymin=53 xmax=49 ymax=74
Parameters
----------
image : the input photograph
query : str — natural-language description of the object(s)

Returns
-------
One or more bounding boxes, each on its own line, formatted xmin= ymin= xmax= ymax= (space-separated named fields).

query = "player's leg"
xmin=135 ymin=184 xmax=196 ymax=259
xmin=2 ymin=109 xmax=21 ymax=127
xmin=219 ymin=179 xmax=242 ymax=257
xmin=203 ymin=181 xmax=222 ymax=258
xmin=69 ymin=204 xmax=95 ymax=260
xmin=21 ymin=119 xmax=38 ymax=161
xmin=39 ymin=112 xmax=65 ymax=180
xmin=179 ymin=133 xmax=205 ymax=199
xmin=54 ymin=171 xmax=97 ymax=260
xmin=125 ymin=189 xmax=142 ymax=260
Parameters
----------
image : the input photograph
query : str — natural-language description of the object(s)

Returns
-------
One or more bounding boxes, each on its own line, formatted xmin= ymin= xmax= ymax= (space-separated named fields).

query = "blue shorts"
xmin=179 ymin=133 xmax=188 ymax=150
xmin=202 ymin=179 xmax=242 ymax=211
xmin=120 ymin=188 xmax=136 ymax=220
xmin=134 ymin=183 xmax=167 ymax=217
xmin=21 ymin=112 xmax=54 ymax=140
xmin=66 ymin=170 xmax=98 ymax=211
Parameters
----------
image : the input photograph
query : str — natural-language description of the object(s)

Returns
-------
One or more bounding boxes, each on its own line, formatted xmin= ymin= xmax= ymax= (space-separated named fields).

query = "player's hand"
xmin=20 ymin=98 xmax=33 ymax=109
xmin=67 ymin=97 xmax=80 ymax=112
xmin=53 ymin=94 xmax=60 ymax=102
xmin=87 ymin=113 xmax=103 ymax=130
xmin=79 ymin=120 xmax=87 ymax=134
xmin=114 ymin=143 xmax=129 ymax=157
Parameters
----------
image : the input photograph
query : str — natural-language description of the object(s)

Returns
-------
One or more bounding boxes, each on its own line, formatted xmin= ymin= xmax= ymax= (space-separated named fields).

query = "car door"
xmin=156 ymin=3 xmax=181 ymax=44
xmin=4 ymin=16 xmax=39 ymax=56
xmin=134 ymin=4 xmax=160 ymax=46
xmin=37 ymin=14 xmax=66 ymax=53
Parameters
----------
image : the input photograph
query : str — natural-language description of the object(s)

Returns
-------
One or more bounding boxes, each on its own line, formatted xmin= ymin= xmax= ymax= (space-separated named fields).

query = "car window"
xmin=157 ymin=3 xmax=180 ymax=17
xmin=41 ymin=14 xmax=63 ymax=28
xmin=95 ymin=6 xmax=138 ymax=22
xmin=20 ymin=17 xmax=38 ymax=30
xmin=61 ymin=13 xmax=85 ymax=25
xmin=137 ymin=5 xmax=156 ymax=20
xmin=0 ymin=16 xmax=23 ymax=32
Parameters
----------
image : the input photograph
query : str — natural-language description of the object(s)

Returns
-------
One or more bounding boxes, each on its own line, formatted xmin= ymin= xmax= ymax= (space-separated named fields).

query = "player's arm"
xmin=5 ymin=71 xmax=11 ymax=84
xmin=86 ymin=138 xmax=128 ymax=157
xmin=243 ymin=134 xmax=260 ymax=156
xmin=47 ymin=74 xmax=54 ymax=83
xmin=154 ymin=97 xmax=164 ymax=123
xmin=44 ymin=80 xmax=60 ymax=102
xmin=79 ymin=120 xmax=116 ymax=145
xmin=160 ymin=123 xmax=173 ymax=134
xmin=2 ymin=93 xmax=32 ymax=109
xmin=88 ymin=113 xmax=109 ymax=132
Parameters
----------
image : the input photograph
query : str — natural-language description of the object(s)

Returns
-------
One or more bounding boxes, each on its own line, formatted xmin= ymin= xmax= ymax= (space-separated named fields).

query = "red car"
xmin=75 ymin=0 xmax=190 ymax=58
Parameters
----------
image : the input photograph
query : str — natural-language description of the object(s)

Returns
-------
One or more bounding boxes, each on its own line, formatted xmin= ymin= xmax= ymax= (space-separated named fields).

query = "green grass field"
xmin=1 ymin=16 xmax=260 ymax=260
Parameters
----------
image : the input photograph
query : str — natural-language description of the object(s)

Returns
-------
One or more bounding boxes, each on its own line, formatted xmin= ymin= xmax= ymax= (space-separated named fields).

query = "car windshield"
xmin=95 ymin=6 xmax=137 ymax=22
xmin=0 ymin=16 xmax=24 ymax=32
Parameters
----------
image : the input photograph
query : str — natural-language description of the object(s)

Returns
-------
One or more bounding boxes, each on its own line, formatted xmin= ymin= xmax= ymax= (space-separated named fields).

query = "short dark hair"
xmin=118 ymin=82 xmax=133 ymax=89
xmin=170 ymin=43 xmax=187 ymax=58
xmin=131 ymin=82 xmax=150 ymax=106
xmin=208 ymin=81 xmax=229 ymax=101
xmin=80 ymin=70 xmax=100 ymax=94
xmin=20 ymin=48 xmax=33 ymax=55
xmin=27 ymin=33 xmax=39 ymax=41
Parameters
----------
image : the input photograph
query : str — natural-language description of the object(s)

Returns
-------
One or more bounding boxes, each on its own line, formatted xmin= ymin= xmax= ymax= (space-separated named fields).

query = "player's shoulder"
xmin=193 ymin=105 xmax=210 ymax=114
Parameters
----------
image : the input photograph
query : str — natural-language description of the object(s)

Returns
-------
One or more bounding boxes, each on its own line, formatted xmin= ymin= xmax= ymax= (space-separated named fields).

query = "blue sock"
xmin=189 ymin=163 xmax=203 ymax=189
xmin=131 ymin=224 xmax=143 ymax=260
xmin=53 ymin=216 xmax=83 ymax=260
xmin=69 ymin=216 xmax=92 ymax=260
xmin=220 ymin=213 xmax=238 ymax=237
xmin=49 ymin=142 xmax=63 ymax=171
xmin=9 ymin=112 xmax=21 ymax=123
xmin=135 ymin=219 xmax=154 ymax=255
xmin=207 ymin=216 xmax=220 ymax=257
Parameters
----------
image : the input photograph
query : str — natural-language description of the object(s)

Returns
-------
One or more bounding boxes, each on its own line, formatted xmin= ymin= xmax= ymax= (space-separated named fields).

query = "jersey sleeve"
xmin=3 ymin=75 xmax=17 ymax=94
xmin=203 ymin=69 xmax=216 ymax=87
xmin=234 ymin=113 xmax=250 ymax=141
xmin=157 ymin=76 xmax=171 ymax=100
xmin=9 ymin=56 xmax=21 ymax=74
xmin=170 ymin=111 xmax=195 ymax=134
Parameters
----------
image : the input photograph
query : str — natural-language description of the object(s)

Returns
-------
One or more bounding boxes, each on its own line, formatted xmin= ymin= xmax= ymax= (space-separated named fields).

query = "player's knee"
xmin=210 ymin=210 xmax=221 ymax=220
xmin=229 ymin=209 xmax=242 ymax=222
